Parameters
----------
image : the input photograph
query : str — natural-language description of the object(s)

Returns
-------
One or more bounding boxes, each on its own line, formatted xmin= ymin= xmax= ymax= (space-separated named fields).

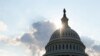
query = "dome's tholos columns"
xmin=61 ymin=9 xmax=69 ymax=28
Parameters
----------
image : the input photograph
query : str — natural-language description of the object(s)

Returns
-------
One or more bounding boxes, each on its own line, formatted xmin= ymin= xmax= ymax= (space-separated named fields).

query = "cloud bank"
xmin=22 ymin=20 xmax=100 ymax=56
xmin=0 ymin=20 xmax=100 ymax=56
xmin=81 ymin=36 xmax=100 ymax=56
xmin=18 ymin=21 xmax=56 ymax=56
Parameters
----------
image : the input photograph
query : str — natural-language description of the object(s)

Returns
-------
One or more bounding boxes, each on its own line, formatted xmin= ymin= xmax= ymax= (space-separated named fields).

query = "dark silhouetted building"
xmin=43 ymin=9 xmax=88 ymax=56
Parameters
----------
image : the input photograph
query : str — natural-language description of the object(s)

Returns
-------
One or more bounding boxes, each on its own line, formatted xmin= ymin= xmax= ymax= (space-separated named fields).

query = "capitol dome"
xmin=43 ymin=9 xmax=88 ymax=56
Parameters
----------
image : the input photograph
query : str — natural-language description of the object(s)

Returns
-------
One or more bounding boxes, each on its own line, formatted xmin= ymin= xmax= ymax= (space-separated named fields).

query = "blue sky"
xmin=0 ymin=0 xmax=100 ymax=56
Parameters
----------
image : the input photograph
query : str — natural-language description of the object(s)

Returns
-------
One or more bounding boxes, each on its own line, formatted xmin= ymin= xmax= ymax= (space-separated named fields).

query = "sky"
xmin=0 ymin=0 xmax=100 ymax=56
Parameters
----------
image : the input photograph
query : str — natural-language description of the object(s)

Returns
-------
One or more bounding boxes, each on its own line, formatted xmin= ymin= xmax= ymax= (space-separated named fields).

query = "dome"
xmin=50 ymin=27 xmax=80 ymax=41
xmin=44 ymin=9 xmax=88 ymax=56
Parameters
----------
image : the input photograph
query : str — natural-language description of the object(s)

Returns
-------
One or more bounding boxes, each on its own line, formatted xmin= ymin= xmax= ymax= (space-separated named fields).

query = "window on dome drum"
xmin=76 ymin=45 xmax=78 ymax=50
xmin=59 ymin=45 xmax=61 ymax=50
xmin=47 ymin=47 xmax=48 ymax=51
xmin=69 ymin=33 xmax=71 ymax=36
xmin=63 ymin=33 xmax=65 ymax=37
xmin=62 ymin=44 xmax=65 ymax=49
xmin=53 ymin=45 xmax=54 ymax=51
xmin=55 ymin=45 xmax=57 ymax=50
xmin=66 ymin=33 xmax=67 ymax=36
xmin=48 ymin=47 xmax=49 ymax=51
xmin=66 ymin=44 xmax=68 ymax=49
xmin=50 ymin=46 xmax=51 ymax=51
xmin=78 ymin=45 xmax=79 ymax=51
xmin=70 ymin=33 xmax=72 ymax=36
xmin=79 ymin=46 xmax=80 ymax=51
xmin=70 ymin=44 xmax=72 ymax=49
xmin=73 ymin=44 xmax=75 ymax=50
xmin=73 ymin=34 xmax=75 ymax=37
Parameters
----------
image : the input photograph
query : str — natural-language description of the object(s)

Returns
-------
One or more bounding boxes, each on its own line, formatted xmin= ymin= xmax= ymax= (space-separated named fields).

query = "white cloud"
xmin=32 ymin=21 xmax=56 ymax=47
xmin=0 ymin=34 xmax=33 ymax=56
xmin=0 ymin=49 xmax=17 ymax=56
xmin=20 ymin=31 xmax=45 ymax=56
xmin=13 ymin=21 xmax=56 ymax=56
xmin=0 ymin=35 xmax=21 ymax=46
xmin=81 ymin=37 xmax=100 ymax=56
xmin=0 ymin=21 xmax=7 ymax=32
xmin=0 ymin=20 xmax=100 ymax=56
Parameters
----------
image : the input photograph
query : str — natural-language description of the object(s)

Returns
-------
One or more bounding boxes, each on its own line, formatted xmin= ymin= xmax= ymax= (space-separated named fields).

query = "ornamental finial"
xmin=63 ymin=8 xmax=66 ymax=14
